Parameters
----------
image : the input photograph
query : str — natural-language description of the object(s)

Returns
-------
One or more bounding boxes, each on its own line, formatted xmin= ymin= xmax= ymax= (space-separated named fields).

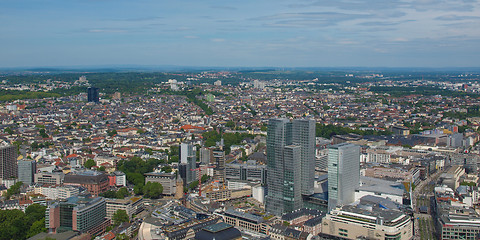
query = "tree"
xmin=144 ymin=182 xmax=163 ymax=199
xmin=4 ymin=127 xmax=13 ymax=135
xmin=116 ymin=187 xmax=130 ymax=199
xmin=84 ymin=159 xmax=96 ymax=169
xmin=98 ymin=166 xmax=106 ymax=172
xmin=201 ymin=174 xmax=209 ymax=183
xmin=161 ymin=165 xmax=172 ymax=173
xmin=25 ymin=204 xmax=46 ymax=224
xmin=113 ymin=210 xmax=129 ymax=227
xmin=189 ymin=180 xmax=199 ymax=190
xmin=26 ymin=218 xmax=47 ymax=238
xmin=107 ymin=129 xmax=117 ymax=137
xmin=4 ymin=181 xmax=23 ymax=200
xmin=39 ymin=128 xmax=49 ymax=138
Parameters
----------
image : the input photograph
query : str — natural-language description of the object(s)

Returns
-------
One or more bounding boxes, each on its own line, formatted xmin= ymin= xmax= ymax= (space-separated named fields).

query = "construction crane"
xmin=190 ymin=165 xmax=214 ymax=196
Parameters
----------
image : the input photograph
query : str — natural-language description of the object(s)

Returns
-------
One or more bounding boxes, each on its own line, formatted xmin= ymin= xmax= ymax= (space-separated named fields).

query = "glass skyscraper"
xmin=87 ymin=87 xmax=99 ymax=103
xmin=265 ymin=118 xmax=315 ymax=216
xmin=327 ymin=143 xmax=360 ymax=211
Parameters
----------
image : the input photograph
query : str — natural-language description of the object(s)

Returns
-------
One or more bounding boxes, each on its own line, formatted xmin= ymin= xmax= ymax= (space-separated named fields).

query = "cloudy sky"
xmin=1 ymin=0 xmax=480 ymax=68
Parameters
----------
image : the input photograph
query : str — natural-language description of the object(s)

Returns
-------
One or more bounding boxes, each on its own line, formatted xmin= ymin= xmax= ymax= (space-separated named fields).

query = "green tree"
xmin=25 ymin=204 xmax=46 ymax=224
xmin=189 ymin=180 xmax=199 ymax=190
xmin=113 ymin=210 xmax=129 ymax=227
xmin=161 ymin=165 xmax=172 ymax=173
xmin=26 ymin=218 xmax=47 ymax=238
xmin=116 ymin=187 xmax=130 ymax=199
xmin=144 ymin=182 xmax=163 ymax=199
xmin=4 ymin=181 xmax=23 ymax=200
xmin=201 ymin=174 xmax=209 ymax=183
xmin=107 ymin=129 xmax=117 ymax=137
xmin=39 ymin=128 xmax=49 ymax=138
xmin=84 ymin=159 xmax=96 ymax=169
xmin=4 ymin=127 xmax=13 ymax=135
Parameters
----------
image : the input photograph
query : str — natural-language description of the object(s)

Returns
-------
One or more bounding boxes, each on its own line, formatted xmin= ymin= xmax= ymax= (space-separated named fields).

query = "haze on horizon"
xmin=1 ymin=0 xmax=480 ymax=69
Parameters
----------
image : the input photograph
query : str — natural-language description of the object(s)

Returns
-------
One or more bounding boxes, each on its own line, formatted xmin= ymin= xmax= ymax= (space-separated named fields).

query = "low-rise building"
xmin=321 ymin=200 xmax=413 ymax=240
xmin=144 ymin=172 xmax=176 ymax=196
xmin=105 ymin=196 xmax=144 ymax=220
xmin=64 ymin=170 xmax=109 ymax=196
xmin=35 ymin=171 xmax=64 ymax=185
xmin=218 ymin=208 xmax=269 ymax=234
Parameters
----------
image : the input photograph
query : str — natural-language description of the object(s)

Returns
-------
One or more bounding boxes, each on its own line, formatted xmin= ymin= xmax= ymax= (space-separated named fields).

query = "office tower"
xmin=213 ymin=148 xmax=225 ymax=184
xmin=266 ymin=118 xmax=315 ymax=216
xmin=180 ymin=143 xmax=194 ymax=164
xmin=200 ymin=147 xmax=212 ymax=164
xmin=327 ymin=143 xmax=360 ymax=211
xmin=0 ymin=144 xmax=18 ymax=180
xmin=46 ymin=196 xmax=109 ymax=235
xmin=87 ymin=86 xmax=99 ymax=103
xmin=292 ymin=119 xmax=316 ymax=195
xmin=179 ymin=143 xmax=197 ymax=184
xmin=18 ymin=160 xmax=36 ymax=185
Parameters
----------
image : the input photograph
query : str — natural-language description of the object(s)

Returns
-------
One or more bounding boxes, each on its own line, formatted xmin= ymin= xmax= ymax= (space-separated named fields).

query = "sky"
xmin=1 ymin=0 xmax=480 ymax=68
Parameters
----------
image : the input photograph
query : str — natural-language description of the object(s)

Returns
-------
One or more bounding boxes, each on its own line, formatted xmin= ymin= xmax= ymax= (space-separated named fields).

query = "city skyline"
xmin=1 ymin=0 xmax=480 ymax=68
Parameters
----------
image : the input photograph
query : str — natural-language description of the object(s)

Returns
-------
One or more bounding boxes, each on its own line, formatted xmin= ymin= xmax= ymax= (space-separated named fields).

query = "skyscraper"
xmin=87 ymin=87 xmax=99 ymax=103
xmin=213 ymin=148 xmax=226 ymax=184
xmin=179 ymin=143 xmax=197 ymax=184
xmin=18 ymin=159 xmax=36 ymax=185
xmin=327 ymin=143 xmax=360 ymax=211
xmin=0 ymin=144 xmax=18 ymax=180
xmin=292 ymin=119 xmax=316 ymax=195
xmin=265 ymin=118 xmax=316 ymax=216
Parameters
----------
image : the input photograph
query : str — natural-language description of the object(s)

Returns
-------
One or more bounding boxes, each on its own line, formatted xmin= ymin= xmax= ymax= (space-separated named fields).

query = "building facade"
xmin=105 ymin=196 xmax=144 ymax=220
xmin=35 ymin=171 xmax=65 ymax=185
xmin=87 ymin=87 xmax=99 ymax=103
xmin=327 ymin=143 xmax=360 ymax=211
xmin=145 ymin=172 xmax=176 ymax=195
xmin=46 ymin=196 xmax=109 ymax=236
xmin=63 ymin=171 xmax=109 ymax=196
xmin=321 ymin=205 xmax=413 ymax=240
xmin=18 ymin=159 xmax=36 ymax=185
xmin=266 ymin=118 xmax=316 ymax=216
xmin=0 ymin=144 xmax=17 ymax=180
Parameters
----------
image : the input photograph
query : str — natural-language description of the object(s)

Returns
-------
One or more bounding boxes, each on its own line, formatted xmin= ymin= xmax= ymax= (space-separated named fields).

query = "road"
xmin=412 ymin=169 xmax=444 ymax=240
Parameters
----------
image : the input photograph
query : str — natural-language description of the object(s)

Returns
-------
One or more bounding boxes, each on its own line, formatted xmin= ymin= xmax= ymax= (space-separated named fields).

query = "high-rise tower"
xmin=327 ymin=143 xmax=360 ymax=211
xmin=87 ymin=87 xmax=99 ymax=103
xmin=265 ymin=118 xmax=315 ymax=216
xmin=0 ymin=144 xmax=18 ymax=180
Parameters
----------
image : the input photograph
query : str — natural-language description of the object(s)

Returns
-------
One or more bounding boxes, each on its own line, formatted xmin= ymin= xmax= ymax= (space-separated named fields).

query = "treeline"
xmin=157 ymin=88 xmax=214 ymax=115
xmin=116 ymin=157 xmax=164 ymax=196
xmin=316 ymin=123 xmax=392 ymax=139
xmin=0 ymin=89 xmax=60 ymax=102
xmin=202 ymin=130 xmax=255 ymax=154
xmin=0 ymin=204 xmax=47 ymax=239
xmin=442 ymin=106 xmax=480 ymax=120
xmin=369 ymin=86 xmax=479 ymax=98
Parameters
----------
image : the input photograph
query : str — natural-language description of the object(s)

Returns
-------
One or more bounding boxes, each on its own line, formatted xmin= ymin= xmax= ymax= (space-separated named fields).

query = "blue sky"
xmin=1 ymin=0 xmax=480 ymax=68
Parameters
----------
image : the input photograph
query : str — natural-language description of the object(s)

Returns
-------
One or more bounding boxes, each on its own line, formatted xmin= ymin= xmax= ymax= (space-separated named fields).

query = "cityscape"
xmin=1 ymin=70 xmax=480 ymax=240
xmin=2 ymin=0 xmax=480 ymax=240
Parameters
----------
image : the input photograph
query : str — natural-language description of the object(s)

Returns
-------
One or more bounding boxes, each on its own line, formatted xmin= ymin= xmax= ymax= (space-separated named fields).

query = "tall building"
xmin=327 ymin=143 xmax=360 ymax=211
xmin=199 ymin=147 xmax=212 ymax=164
xmin=265 ymin=118 xmax=316 ymax=216
xmin=292 ymin=119 xmax=316 ymax=195
xmin=213 ymin=148 xmax=226 ymax=184
xmin=87 ymin=86 xmax=99 ymax=103
xmin=0 ymin=144 xmax=17 ymax=180
xmin=18 ymin=160 xmax=36 ymax=185
xmin=179 ymin=143 xmax=197 ymax=184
